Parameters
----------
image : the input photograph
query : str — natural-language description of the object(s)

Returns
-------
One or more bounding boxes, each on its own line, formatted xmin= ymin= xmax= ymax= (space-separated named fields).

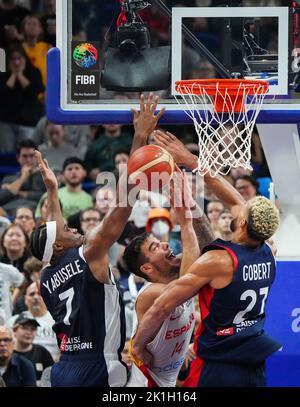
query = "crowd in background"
xmin=0 ymin=0 xmax=279 ymax=387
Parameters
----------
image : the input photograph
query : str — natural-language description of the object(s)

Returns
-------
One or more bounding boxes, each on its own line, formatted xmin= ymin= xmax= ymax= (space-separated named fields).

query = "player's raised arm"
xmin=155 ymin=130 xmax=245 ymax=208
xmin=83 ymin=94 xmax=166 ymax=266
xmin=34 ymin=150 xmax=64 ymax=229
xmin=131 ymin=249 xmax=233 ymax=366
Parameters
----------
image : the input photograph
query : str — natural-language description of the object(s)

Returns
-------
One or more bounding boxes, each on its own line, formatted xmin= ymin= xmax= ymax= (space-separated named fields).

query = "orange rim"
xmin=175 ymin=78 xmax=269 ymax=96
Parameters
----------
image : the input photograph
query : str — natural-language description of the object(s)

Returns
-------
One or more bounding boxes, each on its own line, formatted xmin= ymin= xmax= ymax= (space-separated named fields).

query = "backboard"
xmin=48 ymin=0 xmax=300 ymax=124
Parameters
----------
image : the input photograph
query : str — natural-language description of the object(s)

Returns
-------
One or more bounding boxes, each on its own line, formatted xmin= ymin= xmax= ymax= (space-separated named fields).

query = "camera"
xmin=117 ymin=0 xmax=151 ymax=55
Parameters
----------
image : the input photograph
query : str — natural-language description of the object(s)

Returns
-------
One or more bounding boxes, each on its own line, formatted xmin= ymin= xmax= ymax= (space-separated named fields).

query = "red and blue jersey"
xmin=196 ymin=238 xmax=281 ymax=365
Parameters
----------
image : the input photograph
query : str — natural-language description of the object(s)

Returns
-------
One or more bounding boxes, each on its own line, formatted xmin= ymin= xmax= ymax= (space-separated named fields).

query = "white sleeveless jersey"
xmin=127 ymin=282 xmax=195 ymax=387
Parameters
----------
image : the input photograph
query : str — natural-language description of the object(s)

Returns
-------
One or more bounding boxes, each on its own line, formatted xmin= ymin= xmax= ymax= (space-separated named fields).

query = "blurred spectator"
xmin=0 ymin=224 xmax=30 ymax=276
xmin=35 ymin=157 xmax=93 ymax=220
xmin=0 ymin=215 xmax=11 ymax=240
xmin=215 ymin=208 xmax=233 ymax=241
xmin=40 ymin=0 xmax=56 ymax=47
xmin=145 ymin=208 xmax=181 ymax=254
xmin=38 ymin=123 xmax=77 ymax=174
xmin=33 ymin=117 xmax=91 ymax=160
xmin=35 ymin=195 xmax=63 ymax=227
xmin=80 ymin=208 xmax=101 ymax=235
xmin=14 ymin=207 xmax=35 ymax=236
xmin=8 ymin=283 xmax=59 ymax=361
xmin=0 ymin=140 xmax=46 ymax=213
xmin=0 ymin=261 xmax=24 ymax=321
xmin=13 ymin=313 xmax=54 ymax=386
xmin=0 ymin=325 xmax=36 ymax=387
xmin=94 ymin=185 xmax=116 ymax=219
xmin=0 ymin=45 xmax=44 ymax=152
xmin=206 ymin=199 xmax=224 ymax=231
xmin=0 ymin=0 xmax=29 ymax=48
xmin=21 ymin=15 xmax=52 ymax=87
xmin=84 ymin=124 xmax=132 ymax=180
xmin=13 ymin=256 xmax=42 ymax=315
xmin=230 ymin=166 xmax=252 ymax=181
xmin=234 ymin=175 xmax=259 ymax=202
xmin=114 ymin=150 xmax=129 ymax=177
xmin=119 ymin=273 xmax=146 ymax=340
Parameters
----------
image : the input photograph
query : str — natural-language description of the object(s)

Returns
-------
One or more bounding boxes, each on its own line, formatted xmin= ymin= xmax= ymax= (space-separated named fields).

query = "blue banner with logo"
xmin=265 ymin=261 xmax=300 ymax=387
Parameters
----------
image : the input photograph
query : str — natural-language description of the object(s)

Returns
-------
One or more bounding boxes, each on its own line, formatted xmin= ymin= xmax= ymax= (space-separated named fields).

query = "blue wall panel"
xmin=265 ymin=261 xmax=300 ymax=387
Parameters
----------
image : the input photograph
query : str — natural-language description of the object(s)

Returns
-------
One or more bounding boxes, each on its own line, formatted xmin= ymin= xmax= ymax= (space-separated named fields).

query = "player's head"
xmin=30 ymin=221 xmax=84 ymax=262
xmin=123 ymin=232 xmax=180 ymax=283
xmin=230 ymin=196 xmax=280 ymax=242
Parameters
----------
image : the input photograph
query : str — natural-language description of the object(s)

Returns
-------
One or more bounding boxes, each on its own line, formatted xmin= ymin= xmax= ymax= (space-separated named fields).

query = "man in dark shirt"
xmin=0 ymin=324 xmax=36 ymax=387
xmin=13 ymin=312 xmax=54 ymax=385
xmin=0 ymin=140 xmax=46 ymax=214
xmin=84 ymin=124 xmax=132 ymax=180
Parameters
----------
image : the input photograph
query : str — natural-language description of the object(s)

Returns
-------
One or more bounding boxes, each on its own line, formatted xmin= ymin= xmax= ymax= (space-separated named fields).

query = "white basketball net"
xmin=175 ymin=81 xmax=268 ymax=177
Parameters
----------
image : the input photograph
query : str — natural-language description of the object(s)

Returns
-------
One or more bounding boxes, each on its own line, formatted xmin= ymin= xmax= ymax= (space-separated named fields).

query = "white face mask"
xmin=151 ymin=220 xmax=170 ymax=237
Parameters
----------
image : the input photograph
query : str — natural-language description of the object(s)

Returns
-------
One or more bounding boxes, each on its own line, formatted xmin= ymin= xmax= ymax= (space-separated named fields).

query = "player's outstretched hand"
xmin=35 ymin=150 xmax=58 ymax=191
xmin=170 ymin=167 xmax=195 ymax=223
xmin=154 ymin=129 xmax=194 ymax=165
xmin=131 ymin=93 xmax=166 ymax=140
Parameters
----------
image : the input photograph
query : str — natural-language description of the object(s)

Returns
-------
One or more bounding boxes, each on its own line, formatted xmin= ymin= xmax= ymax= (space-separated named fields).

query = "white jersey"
xmin=127 ymin=283 xmax=195 ymax=387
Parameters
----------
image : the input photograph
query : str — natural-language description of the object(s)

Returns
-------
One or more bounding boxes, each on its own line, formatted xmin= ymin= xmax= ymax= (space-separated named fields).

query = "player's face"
xmin=141 ymin=235 xmax=180 ymax=276
xmin=57 ymin=224 xmax=84 ymax=249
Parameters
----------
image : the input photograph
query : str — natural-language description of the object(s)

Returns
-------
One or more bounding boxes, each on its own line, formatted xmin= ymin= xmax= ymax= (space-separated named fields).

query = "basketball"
xmin=127 ymin=145 xmax=174 ymax=191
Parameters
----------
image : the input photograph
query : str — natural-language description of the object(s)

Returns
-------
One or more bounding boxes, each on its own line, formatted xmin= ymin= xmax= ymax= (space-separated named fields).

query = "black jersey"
xmin=40 ymin=246 xmax=126 ymax=361
xmin=196 ymin=239 xmax=282 ymax=365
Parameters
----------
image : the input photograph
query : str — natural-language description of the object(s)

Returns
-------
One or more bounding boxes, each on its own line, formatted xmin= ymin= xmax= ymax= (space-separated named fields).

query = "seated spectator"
xmin=21 ymin=15 xmax=52 ymax=87
xmin=0 ymin=261 xmax=24 ymax=322
xmin=0 ymin=0 xmax=29 ymax=48
xmin=35 ymin=196 xmax=63 ymax=227
xmin=8 ymin=283 xmax=59 ymax=361
xmin=0 ymin=224 xmax=30 ymax=276
xmin=145 ymin=207 xmax=181 ymax=254
xmin=118 ymin=273 xmax=146 ymax=340
xmin=35 ymin=157 xmax=93 ymax=220
xmin=40 ymin=0 xmax=56 ymax=47
xmin=0 ymin=45 xmax=45 ymax=152
xmin=80 ymin=208 xmax=101 ymax=235
xmin=38 ymin=122 xmax=77 ymax=174
xmin=13 ymin=256 xmax=42 ymax=315
xmin=114 ymin=149 xmax=129 ymax=177
xmin=215 ymin=208 xmax=233 ymax=241
xmin=234 ymin=175 xmax=259 ymax=201
xmin=84 ymin=124 xmax=132 ymax=180
xmin=94 ymin=185 xmax=116 ymax=219
xmin=206 ymin=199 xmax=224 ymax=234
xmin=13 ymin=313 xmax=54 ymax=386
xmin=0 ymin=325 xmax=36 ymax=387
xmin=14 ymin=207 xmax=36 ymax=236
xmin=0 ymin=140 xmax=46 ymax=213
xmin=33 ymin=116 xmax=91 ymax=160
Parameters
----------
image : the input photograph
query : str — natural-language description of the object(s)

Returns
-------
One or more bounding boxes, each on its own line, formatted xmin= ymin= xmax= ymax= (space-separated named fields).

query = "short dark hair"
xmin=79 ymin=208 xmax=101 ymax=222
xmin=30 ymin=224 xmax=47 ymax=261
xmin=17 ymin=140 xmax=38 ymax=156
xmin=234 ymin=175 xmax=259 ymax=191
xmin=123 ymin=232 xmax=150 ymax=280
xmin=63 ymin=157 xmax=84 ymax=171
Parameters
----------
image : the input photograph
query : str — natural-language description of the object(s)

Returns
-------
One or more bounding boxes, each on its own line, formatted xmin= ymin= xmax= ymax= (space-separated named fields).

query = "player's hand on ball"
xmin=154 ymin=130 xmax=194 ymax=165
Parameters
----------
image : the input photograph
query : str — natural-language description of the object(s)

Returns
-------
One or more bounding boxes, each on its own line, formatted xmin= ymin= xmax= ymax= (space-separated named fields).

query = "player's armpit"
xmin=135 ymin=283 xmax=166 ymax=323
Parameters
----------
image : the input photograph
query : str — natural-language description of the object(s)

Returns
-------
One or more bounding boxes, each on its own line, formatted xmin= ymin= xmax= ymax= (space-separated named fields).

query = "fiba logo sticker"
xmin=73 ymin=43 xmax=98 ymax=69
xmin=71 ymin=41 xmax=100 ymax=100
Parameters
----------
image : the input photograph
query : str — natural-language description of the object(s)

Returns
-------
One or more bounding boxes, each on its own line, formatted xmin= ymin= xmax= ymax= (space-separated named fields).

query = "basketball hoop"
xmin=175 ymin=78 xmax=269 ymax=177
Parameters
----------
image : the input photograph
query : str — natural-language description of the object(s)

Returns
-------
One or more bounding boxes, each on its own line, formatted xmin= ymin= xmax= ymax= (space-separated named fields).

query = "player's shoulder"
xmin=136 ymin=283 xmax=166 ymax=318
